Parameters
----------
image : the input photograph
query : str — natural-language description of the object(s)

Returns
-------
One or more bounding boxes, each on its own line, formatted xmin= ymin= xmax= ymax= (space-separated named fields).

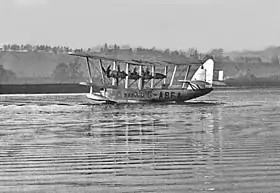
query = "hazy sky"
xmin=0 ymin=0 xmax=279 ymax=52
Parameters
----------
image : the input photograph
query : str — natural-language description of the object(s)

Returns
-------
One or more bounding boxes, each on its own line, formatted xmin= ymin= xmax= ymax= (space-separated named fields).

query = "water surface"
xmin=1 ymin=87 xmax=280 ymax=192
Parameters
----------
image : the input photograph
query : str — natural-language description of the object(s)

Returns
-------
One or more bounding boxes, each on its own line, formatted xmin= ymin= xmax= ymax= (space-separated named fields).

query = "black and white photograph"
xmin=1 ymin=0 xmax=280 ymax=192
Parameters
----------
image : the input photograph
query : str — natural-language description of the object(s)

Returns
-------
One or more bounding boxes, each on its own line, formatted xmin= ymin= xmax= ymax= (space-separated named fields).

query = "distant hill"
xmin=225 ymin=46 xmax=280 ymax=63
xmin=1 ymin=45 xmax=280 ymax=86
xmin=0 ymin=49 xmax=201 ymax=84
xmin=0 ymin=51 xmax=74 ymax=77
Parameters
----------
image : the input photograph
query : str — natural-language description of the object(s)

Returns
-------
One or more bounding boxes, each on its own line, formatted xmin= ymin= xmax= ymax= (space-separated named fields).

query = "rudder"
xmin=191 ymin=59 xmax=214 ymax=85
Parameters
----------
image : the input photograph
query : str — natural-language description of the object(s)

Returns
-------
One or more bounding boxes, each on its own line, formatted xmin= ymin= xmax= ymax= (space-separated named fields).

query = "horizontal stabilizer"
xmin=178 ymin=80 xmax=211 ymax=85
xmin=178 ymin=79 xmax=192 ymax=83
xmin=212 ymin=81 xmax=226 ymax=86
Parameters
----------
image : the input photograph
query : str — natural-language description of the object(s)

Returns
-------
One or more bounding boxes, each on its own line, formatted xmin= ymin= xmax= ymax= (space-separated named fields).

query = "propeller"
xmin=145 ymin=67 xmax=150 ymax=73
xmin=107 ymin=65 xmax=111 ymax=72
xmin=106 ymin=65 xmax=111 ymax=77
xmin=133 ymin=67 xmax=137 ymax=73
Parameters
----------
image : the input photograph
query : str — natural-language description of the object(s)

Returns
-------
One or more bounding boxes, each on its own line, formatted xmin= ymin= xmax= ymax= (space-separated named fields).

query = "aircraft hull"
xmin=86 ymin=88 xmax=213 ymax=104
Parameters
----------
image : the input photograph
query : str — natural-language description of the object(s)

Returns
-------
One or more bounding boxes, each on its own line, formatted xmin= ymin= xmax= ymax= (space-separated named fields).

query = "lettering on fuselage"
xmin=124 ymin=91 xmax=152 ymax=98
xmin=124 ymin=91 xmax=181 ymax=100
xmin=159 ymin=92 xmax=181 ymax=100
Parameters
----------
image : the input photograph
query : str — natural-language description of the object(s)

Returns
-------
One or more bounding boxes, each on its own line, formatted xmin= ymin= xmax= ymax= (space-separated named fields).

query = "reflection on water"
xmin=1 ymin=88 xmax=280 ymax=192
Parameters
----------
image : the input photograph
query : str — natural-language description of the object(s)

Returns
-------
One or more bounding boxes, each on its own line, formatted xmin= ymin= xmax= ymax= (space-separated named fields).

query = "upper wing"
xmin=68 ymin=51 xmax=142 ymax=65
xmin=69 ymin=51 xmax=203 ymax=66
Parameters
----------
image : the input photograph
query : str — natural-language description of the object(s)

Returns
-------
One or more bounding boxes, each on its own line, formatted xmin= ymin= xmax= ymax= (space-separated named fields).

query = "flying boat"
xmin=69 ymin=51 xmax=224 ymax=104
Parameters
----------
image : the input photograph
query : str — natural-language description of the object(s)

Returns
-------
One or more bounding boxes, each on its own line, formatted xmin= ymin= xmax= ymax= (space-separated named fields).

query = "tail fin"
xmin=191 ymin=59 xmax=214 ymax=86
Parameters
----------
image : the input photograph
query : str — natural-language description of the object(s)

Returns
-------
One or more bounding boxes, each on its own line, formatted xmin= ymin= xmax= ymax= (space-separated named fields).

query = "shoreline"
xmin=0 ymin=83 xmax=279 ymax=94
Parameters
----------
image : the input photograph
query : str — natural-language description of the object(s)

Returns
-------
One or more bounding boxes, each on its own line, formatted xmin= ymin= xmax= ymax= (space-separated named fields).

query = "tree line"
xmin=2 ymin=43 xmax=268 ymax=63
xmin=1 ymin=44 xmax=76 ymax=54
xmin=1 ymin=43 xmax=224 ymax=58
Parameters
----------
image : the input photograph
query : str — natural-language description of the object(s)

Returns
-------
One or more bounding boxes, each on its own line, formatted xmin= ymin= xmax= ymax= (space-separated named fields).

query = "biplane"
xmin=69 ymin=51 xmax=223 ymax=104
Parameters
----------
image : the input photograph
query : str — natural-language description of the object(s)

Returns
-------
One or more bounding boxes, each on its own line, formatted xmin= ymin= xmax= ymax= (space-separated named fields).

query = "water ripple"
xmin=1 ymin=89 xmax=280 ymax=192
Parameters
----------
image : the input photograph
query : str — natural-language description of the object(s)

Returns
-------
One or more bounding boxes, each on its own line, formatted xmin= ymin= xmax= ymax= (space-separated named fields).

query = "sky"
xmin=0 ymin=0 xmax=280 ymax=52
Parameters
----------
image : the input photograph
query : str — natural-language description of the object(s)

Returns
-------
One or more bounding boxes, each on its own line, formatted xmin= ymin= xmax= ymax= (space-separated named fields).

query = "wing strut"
xmin=138 ymin=65 xmax=143 ymax=90
xmin=169 ymin=65 xmax=177 ymax=87
xmin=125 ymin=63 xmax=129 ymax=89
xmin=163 ymin=66 xmax=168 ymax=85
xmin=112 ymin=61 xmax=117 ymax=86
xmin=86 ymin=57 xmax=93 ymax=93
xmin=182 ymin=65 xmax=191 ymax=88
xmin=99 ymin=59 xmax=105 ymax=84
xmin=86 ymin=57 xmax=93 ymax=82
xmin=151 ymin=66 xmax=155 ymax=89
